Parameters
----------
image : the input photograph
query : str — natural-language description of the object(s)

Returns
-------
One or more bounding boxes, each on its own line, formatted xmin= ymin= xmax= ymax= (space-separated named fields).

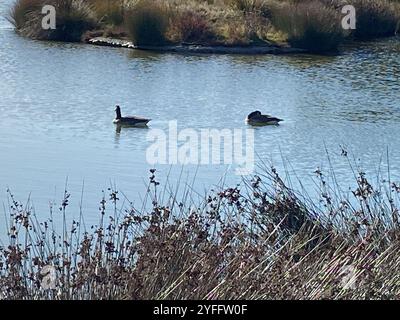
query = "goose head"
xmin=248 ymin=110 xmax=262 ymax=119
xmin=115 ymin=105 xmax=122 ymax=119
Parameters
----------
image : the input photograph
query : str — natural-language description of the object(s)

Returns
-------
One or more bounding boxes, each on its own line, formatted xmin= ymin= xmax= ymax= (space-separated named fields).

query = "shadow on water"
xmin=125 ymin=48 xmax=340 ymax=70
xmin=227 ymin=52 xmax=338 ymax=68
xmin=127 ymin=48 xmax=165 ymax=61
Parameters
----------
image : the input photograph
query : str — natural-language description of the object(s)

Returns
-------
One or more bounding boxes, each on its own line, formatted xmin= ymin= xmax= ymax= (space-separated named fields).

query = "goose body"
xmin=246 ymin=111 xmax=283 ymax=126
xmin=113 ymin=105 xmax=151 ymax=127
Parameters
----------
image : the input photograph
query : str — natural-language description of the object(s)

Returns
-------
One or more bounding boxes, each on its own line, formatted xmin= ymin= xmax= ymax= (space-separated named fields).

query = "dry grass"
xmin=224 ymin=0 xmax=272 ymax=17
xmin=8 ymin=0 xmax=43 ymax=31
xmin=88 ymin=0 xmax=125 ymax=26
xmin=8 ymin=0 xmax=400 ymax=50
xmin=9 ymin=0 xmax=96 ymax=42
xmin=167 ymin=8 xmax=217 ymax=44
xmin=350 ymin=0 xmax=400 ymax=39
xmin=1 ymin=156 xmax=400 ymax=300
xmin=124 ymin=0 xmax=169 ymax=46
xmin=270 ymin=0 xmax=345 ymax=52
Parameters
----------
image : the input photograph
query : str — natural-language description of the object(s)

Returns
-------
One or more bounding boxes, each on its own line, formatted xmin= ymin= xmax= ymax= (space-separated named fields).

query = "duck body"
xmin=246 ymin=111 xmax=283 ymax=126
xmin=113 ymin=105 xmax=151 ymax=127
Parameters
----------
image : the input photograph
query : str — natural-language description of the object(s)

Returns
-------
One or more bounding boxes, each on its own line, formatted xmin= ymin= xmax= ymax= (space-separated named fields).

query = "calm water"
xmin=1 ymin=1 xmax=400 ymax=229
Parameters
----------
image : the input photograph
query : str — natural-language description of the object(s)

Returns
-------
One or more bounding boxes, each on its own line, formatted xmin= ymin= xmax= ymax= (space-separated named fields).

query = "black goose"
xmin=113 ymin=105 xmax=151 ymax=127
xmin=246 ymin=110 xmax=283 ymax=126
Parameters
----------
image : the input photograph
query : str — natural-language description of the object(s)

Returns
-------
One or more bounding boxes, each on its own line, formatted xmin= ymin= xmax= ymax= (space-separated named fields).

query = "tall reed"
xmin=1 ymin=155 xmax=400 ymax=299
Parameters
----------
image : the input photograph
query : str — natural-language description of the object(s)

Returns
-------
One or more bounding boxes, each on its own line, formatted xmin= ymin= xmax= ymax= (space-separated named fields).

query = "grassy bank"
xmin=9 ymin=0 xmax=400 ymax=53
xmin=1 ymin=159 xmax=400 ymax=300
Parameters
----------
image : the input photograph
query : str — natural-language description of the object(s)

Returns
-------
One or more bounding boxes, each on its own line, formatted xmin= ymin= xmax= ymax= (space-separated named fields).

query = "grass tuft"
xmin=125 ymin=0 xmax=169 ymax=46
xmin=168 ymin=8 xmax=216 ymax=44
xmin=351 ymin=0 xmax=400 ymax=39
xmin=9 ymin=0 xmax=96 ymax=42
xmin=89 ymin=0 xmax=125 ymax=26
xmin=270 ymin=0 xmax=345 ymax=52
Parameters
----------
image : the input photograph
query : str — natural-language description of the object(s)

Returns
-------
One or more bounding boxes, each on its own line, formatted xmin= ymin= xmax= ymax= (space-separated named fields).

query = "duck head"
xmin=115 ymin=105 xmax=122 ymax=119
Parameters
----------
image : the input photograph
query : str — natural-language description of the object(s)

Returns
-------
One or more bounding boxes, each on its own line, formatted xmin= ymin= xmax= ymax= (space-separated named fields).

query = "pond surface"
xmin=1 ymin=0 xmax=400 ymax=229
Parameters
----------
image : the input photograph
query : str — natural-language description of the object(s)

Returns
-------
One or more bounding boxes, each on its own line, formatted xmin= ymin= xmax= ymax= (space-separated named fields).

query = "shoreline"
xmin=87 ymin=37 xmax=308 ymax=55
xmin=9 ymin=0 xmax=400 ymax=56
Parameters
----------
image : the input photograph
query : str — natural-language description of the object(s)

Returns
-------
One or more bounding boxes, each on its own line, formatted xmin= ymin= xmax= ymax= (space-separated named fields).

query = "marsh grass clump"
xmin=50 ymin=0 xmax=97 ymax=42
xmin=167 ymin=9 xmax=217 ymax=44
xmin=89 ymin=0 xmax=125 ymax=26
xmin=224 ymin=0 xmax=272 ymax=17
xmin=9 ymin=0 xmax=96 ymax=42
xmin=8 ymin=0 xmax=43 ymax=31
xmin=9 ymin=0 xmax=400 ymax=51
xmin=1 ymin=157 xmax=400 ymax=300
xmin=125 ymin=0 xmax=169 ymax=46
xmin=350 ymin=0 xmax=400 ymax=39
xmin=270 ymin=1 xmax=345 ymax=52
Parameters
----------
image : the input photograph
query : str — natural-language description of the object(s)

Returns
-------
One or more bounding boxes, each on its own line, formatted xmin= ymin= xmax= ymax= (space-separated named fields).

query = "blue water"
xmin=1 ymin=0 xmax=400 ymax=232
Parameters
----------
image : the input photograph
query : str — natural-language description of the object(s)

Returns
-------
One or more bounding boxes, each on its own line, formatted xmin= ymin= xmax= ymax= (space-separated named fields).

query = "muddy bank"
xmin=87 ymin=37 xmax=308 ymax=55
